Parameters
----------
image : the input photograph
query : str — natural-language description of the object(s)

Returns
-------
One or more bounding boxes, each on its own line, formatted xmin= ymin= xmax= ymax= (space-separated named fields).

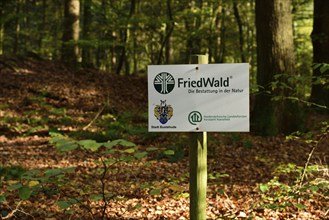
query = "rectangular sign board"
xmin=148 ymin=64 xmax=249 ymax=132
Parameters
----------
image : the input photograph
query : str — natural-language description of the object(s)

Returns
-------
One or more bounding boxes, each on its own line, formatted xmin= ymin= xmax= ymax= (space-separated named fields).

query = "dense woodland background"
xmin=0 ymin=0 xmax=329 ymax=219
xmin=1 ymin=0 xmax=328 ymax=135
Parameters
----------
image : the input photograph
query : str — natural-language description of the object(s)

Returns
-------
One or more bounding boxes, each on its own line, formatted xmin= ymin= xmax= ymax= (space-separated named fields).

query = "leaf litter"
xmin=0 ymin=56 xmax=328 ymax=219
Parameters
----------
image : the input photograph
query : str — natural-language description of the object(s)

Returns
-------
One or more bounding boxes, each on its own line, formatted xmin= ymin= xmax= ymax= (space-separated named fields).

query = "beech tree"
xmin=81 ymin=0 xmax=93 ymax=68
xmin=310 ymin=0 xmax=329 ymax=110
xmin=252 ymin=0 xmax=302 ymax=135
xmin=61 ymin=0 xmax=80 ymax=66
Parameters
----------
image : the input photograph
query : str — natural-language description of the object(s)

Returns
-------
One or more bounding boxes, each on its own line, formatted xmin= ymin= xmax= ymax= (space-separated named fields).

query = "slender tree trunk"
xmin=132 ymin=31 xmax=137 ymax=74
xmin=61 ymin=0 xmax=80 ymax=67
xmin=310 ymin=0 xmax=329 ymax=110
xmin=116 ymin=0 xmax=135 ymax=75
xmin=233 ymin=0 xmax=246 ymax=63
xmin=157 ymin=0 xmax=174 ymax=64
xmin=38 ymin=0 xmax=47 ymax=54
xmin=14 ymin=0 xmax=21 ymax=54
xmin=110 ymin=31 xmax=117 ymax=73
xmin=0 ymin=0 xmax=4 ymax=55
xmin=218 ymin=5 xmax=226 ymax=63
xmin=207 ymin=1 xmax=221 ymax=63
xmin=252 ymin=0 xmax=302 ymax=135
xmin=82 ymin=0 xmax=93 ymax=68
xmin=22 ymin=0 xmax=33 ymax=54
xmin=184 ymin=0 xmax=204 ymax=63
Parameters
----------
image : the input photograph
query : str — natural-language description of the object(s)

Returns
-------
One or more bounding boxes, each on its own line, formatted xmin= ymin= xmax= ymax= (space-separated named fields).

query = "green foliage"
xmin=312 ymin=63 xmax=329 ymax=74
xmin=0 ymin=93 xmax=73 ymax=136
xmin=150 ymin=189 xmax=161 ymax=196
xmin=156 ymin=144 xmax=185 ymax=163
xmin=257 ymin=177 xmax=300 ymax=210
xmin=46 ymin=131 xmax=159 ymax=217
xmin=208 ymin=172 xmax=229 ymax=181
xmin=272 ymin=163 xmax=302 ymax=176
xmin=312 ymin=63 xmax=329 ymax=91
xmin=57 ymin=200 xmax=75 ymax=210
xmin=0 ymin=152 xmax=146 ymax=218
xmin=18 ymin=185 xmax=31 ymax=200
xmin=0 ymin=165 xmax=26 ymax=180
xmin=49 ymin=132 xmax=136 ymax=153
xmin=97 ymin=111 xmax=158 ymax=142
xmin=0 ymin=195 xmax=6 ymax=203
xmin=257 ymin=162 xmax=329 ymax=211
xmin=0 ymin=165 xmax=74 ymax=203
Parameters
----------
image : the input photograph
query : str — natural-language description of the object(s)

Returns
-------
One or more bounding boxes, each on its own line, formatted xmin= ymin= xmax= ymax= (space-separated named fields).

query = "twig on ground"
xmin=83 ymin=90 xmax=111 ymax=131
xmin=298 ymin=131 xmax=328 ymax=188
xmin=1 ymin=202 xmax=35 ymax=220
xmin=100 ymin=157 xmax=109 ymax=220
xmin=83 ymin=105 xmax=105 ymax=131
xmin=298 ymin=145 xmax=317 ymax=188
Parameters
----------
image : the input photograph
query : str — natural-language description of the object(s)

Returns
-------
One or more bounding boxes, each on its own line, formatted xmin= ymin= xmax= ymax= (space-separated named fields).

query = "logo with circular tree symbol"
xmin=154 ymin=72 xmax=175 ymax=94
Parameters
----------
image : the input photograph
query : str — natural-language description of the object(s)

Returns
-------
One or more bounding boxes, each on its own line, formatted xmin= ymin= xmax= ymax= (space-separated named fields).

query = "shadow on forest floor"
xmin=0 ymin=56 xmax=328 ymax=219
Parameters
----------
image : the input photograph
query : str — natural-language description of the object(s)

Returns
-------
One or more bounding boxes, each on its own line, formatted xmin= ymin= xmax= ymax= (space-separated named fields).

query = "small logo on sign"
xmin=188 ymin=111 xmax=202 ymax=125
xmin=154 ymin=100 xmax=173 ymax=124
xmin=154 ymin=72 xmax=175 ymax=94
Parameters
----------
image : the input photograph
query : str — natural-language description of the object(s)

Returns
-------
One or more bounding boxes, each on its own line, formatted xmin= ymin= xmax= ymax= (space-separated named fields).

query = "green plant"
xmin=48 ymin=131 xmax=153 ymax=219
xmin=257 ymin=127 xmax=329 ymax=213
xmin=258 ymin=177 xmax=303 ymax=210
xmin=95 ymin=111 xmax=159 ymax=142
xmin=0 ymin=165 xmax=75 ymax=219
xmin=312 ymin=63 xmax=329 ymax=89
xmin=1 ymin=130 xmax=153 ymax=219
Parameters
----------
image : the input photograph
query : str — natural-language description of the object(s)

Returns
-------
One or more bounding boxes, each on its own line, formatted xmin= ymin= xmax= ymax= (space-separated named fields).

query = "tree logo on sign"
xmin=154 ymin=72 xmax=175 ymax=94
xmin=188 ymin=111 xmax=202 ymax=125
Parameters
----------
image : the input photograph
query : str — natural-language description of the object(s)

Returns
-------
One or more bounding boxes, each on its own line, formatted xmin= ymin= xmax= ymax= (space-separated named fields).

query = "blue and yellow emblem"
xmin=154 ymin=100 xmax=173 ymax=124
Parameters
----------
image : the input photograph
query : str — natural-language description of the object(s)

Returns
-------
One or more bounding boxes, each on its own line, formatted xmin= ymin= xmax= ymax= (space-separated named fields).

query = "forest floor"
xmin=0 ymin=56 xmax=328 ymax=219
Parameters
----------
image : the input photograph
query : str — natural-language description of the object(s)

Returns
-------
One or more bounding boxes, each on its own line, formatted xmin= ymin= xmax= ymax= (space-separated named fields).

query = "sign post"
xmin=189 ymin=54 xmax=208 ymax=220
xmin=148 ymin=58 xmax=249 ymax=220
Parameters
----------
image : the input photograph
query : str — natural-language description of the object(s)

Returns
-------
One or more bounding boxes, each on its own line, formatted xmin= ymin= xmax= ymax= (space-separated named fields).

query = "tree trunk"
xmin=14 ymin=0 xmax=21 ymax=54
xmin=216 ymin=6 xmax=226 ymax=63
xmin=157 ymin=0 xmax=174 ymax=64
xmin=82 ymin=0 xmax=93 ymax=68
xmin=310 ymin=0 xmax=329 ymax=110
xmin=233 ymin=0 xmax=246 ymax=63
xmin=116 ymin=0 xmax=135 ymax=75
xmin=252 ymin=0 xmax=302 ymax=135
xmin=208 ymin=2 xmax=222 ymax=63
xmin=0 ymin=0 xmax=4 ymax=55
xmin=184 ymin=0 xmax=203 ymax=63
xmin=61 ymin=0 xmax=80 ymax=67
xmin=38 ymin=0 xmax=47 ymax=54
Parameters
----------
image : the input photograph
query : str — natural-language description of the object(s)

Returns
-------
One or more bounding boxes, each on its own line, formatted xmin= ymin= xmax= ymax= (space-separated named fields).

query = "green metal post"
xmin=189 ymin=54 xmax=208 ymax=220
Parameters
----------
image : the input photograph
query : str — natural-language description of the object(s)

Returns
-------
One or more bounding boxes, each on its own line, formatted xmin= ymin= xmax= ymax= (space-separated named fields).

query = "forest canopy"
xmin=0 ymin=0 xmax=312 ymax=73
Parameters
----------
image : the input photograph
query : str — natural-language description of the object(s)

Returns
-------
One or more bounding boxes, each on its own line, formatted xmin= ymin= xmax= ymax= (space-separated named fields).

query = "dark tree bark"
xmin=61 ymin=0 xmax=80 ymax=67
xmin=165 ymin=0 xmax=174 ymax=64
xmin=157 ymin=0 xmax=174 ymax=64
xmin=38 ymin=0 xmax=47 ymax=53
xmin=252 ymin=0 xmax=302 ymax=135
xmin=184 ymin=0 xmax=204 ymax=63
xmin=82 ymin=0 xmax=93 ymax=68
xmin=218 ymin=12 xmax=226 ymax=63
xmin=310 ymin=0 xmax=329 ymax=110
xmin=233 ymin=0 xmax=246 ymax=63
xmin=0 ymin=0 xmax=5 ymax=54
xmin=14 ymin=0 xmax=21 ymax=54
xmin=116 ymin=0 xmax=135 ymax=75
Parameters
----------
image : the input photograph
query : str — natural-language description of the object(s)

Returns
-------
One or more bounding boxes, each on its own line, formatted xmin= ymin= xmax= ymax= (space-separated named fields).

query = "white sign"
xmin=148 ymin=64 xmax=249 ymax=132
